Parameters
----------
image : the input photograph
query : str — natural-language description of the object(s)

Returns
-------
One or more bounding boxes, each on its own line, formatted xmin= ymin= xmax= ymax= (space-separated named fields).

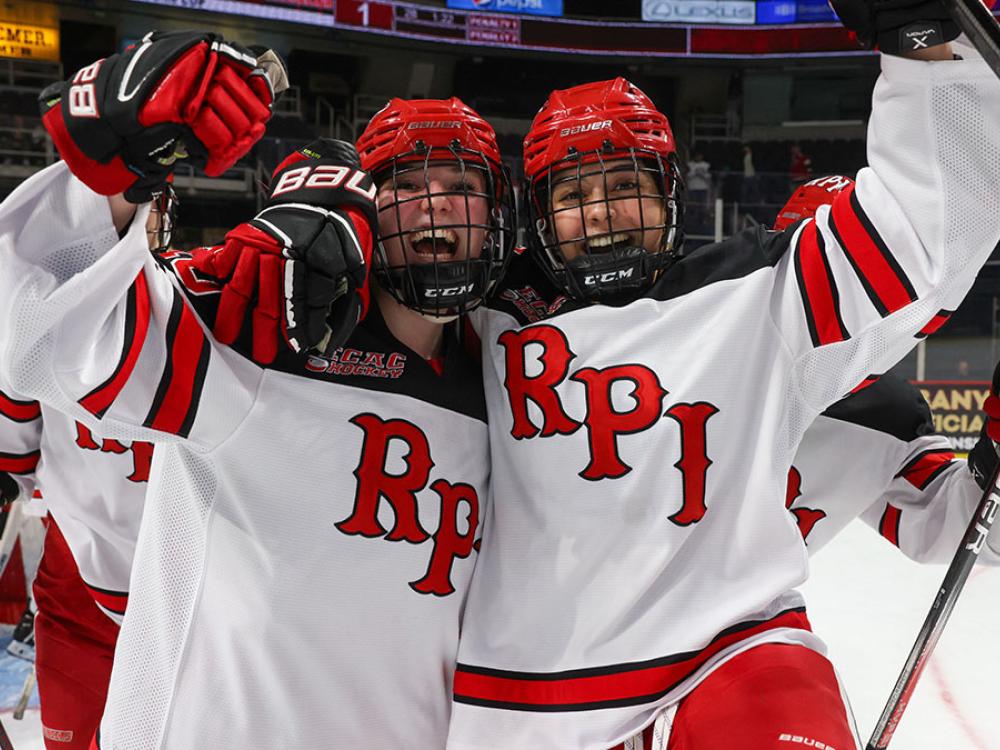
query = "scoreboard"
xmin=134 ymin=0 xmax=868 ymax=57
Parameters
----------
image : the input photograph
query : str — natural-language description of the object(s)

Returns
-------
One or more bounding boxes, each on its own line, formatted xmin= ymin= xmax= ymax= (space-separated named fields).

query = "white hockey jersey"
xmin=0 ymin=163 xmax=490 ymax=749
xmin=787 ymin=371 xmax=1000 ymax=564
xmin=449 ymin=51 xmax=1000 ymax=749
xmin=0 ymin=384 xmax=150 ymax=622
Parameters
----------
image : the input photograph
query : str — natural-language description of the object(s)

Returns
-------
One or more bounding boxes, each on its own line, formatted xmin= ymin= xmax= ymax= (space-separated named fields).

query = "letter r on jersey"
xmin=338 ymin=413 xmax=432 ymax=543
xmin=498 ymin=325 xmax=580 ymax=439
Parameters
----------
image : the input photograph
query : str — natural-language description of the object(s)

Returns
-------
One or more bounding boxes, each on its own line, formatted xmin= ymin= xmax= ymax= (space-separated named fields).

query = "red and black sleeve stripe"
xmin=794 ymin=219 xmax=850 ymax=347
xmin=0 ymin=391 xmax=40 ymax=423
xmin=79 ymin=271 xmax=152 ymax=419
xmin=916 ymin=309 xmax=954 ymax=339
xmin=142 ymin=288 xmax=210 ymax=438
xmin=895 ymin=448 xmax=956 ymax=490
xmin=879 ymin=504 xmax=903 ymax=548
xmin=829 ymin=185 xmax=917 ymax=317
xmin=849 ymin=375 xmax=881 ymax=395
xmin=0 ymin=450 xmax=40 ymax=475
xmin=454 ymin=607 xmax=810 ymax=712
xmin=84 ymin=582 xmax=129 ymax=617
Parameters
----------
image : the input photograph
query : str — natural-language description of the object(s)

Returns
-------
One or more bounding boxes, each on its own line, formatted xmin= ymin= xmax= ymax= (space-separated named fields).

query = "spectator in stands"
xmin=789 ymin=142 xmax=813 ymax=190
xmin=685 ymin=149 xmax=712 ymax=234
xmin=740 ymin=144 xmax=759 ymax=206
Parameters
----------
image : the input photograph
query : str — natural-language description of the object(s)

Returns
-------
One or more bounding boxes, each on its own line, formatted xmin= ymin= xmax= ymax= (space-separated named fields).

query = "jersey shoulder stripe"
xmin=453 ymin=607 xmax=809 ymax=712
xmin=79 ymin=271 xmax=151 ymax=419
xmin=142 ymin=286 xmax=210 ymax=438
xmin=828 ymin=185 xmax=918 ymax=316
xmin=0 ymin=391 xmax=40 ymax=423
xmin=794 ymin=219 xmax=850 ymax=347
xmin=821 ymin=372 xmax=933 ymax=442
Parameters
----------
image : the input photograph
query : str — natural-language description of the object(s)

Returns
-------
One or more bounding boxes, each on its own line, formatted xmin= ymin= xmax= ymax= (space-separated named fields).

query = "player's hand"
xmin=39 ymin=30 xmax=278 ymax=203
xmin=201 ymin=138 xmax=376 ymax=365
xmin=829 ymin=0 xmax=959 ymax=54
xmin=968 ymin=359 xmax=1000 ymax=489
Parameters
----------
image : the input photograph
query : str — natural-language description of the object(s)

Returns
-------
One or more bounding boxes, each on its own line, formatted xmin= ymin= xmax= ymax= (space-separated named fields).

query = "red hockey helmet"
xmin=355 ymin=97 xmax=515 ymax=317
xmin=773 ymin=175 xmax=855 ymax=231
xmin=522 ymin=78 xmax=683 ymax=304
xmin=523 ymin=77 xmax=676 ymax=181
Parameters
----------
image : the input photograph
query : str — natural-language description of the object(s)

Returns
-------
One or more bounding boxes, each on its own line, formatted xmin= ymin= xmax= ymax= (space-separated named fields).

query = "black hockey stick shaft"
xmin=866 ymin=457 xmax=1000 ymax=749
xmin=943 ymin=0 xmax=1000 ymax=77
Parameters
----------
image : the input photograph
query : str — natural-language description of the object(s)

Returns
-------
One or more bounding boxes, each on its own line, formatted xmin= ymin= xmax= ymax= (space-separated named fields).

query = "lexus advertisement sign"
xmin=642 ymin=0 xmax=756 ymax=24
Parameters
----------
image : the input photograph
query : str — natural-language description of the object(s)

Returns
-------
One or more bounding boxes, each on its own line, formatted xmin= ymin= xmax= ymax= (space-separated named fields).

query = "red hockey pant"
xmin=621 ymin=643 xmax=858 ymax=750
xmin=33 ymin=518 xmax=119 ymax=750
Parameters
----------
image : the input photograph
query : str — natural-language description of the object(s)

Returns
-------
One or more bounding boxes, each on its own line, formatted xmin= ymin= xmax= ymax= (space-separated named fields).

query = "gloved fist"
xmin=201 ymin=138 xmax=377 ymax=365
xmin=829 ymin=0 xmax=959 ymax=54
xmin=968 ymin=359 xmax=1000 ymax=489
xmin=39 ymin=30 xmax=279 ymax=203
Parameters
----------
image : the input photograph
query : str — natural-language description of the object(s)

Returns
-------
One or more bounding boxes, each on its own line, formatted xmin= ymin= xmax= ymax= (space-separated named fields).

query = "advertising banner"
xmin=642 ymin=0 xmax=756 ymax=25
xmin=0 ymin=22 xmax=59 ymax=61
xmin=913 ymin=381 xmax=990 ymax=454
xmin=446 ymin=0 xmax=563 ymax=17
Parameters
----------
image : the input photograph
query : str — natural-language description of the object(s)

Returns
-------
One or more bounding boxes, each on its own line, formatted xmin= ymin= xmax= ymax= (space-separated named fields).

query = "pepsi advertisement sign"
xmin=446 ymin=0 xmax=564 ymax=17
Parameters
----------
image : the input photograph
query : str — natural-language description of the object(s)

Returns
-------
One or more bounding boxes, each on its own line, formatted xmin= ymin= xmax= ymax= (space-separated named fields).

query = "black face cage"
xmin=148 ymin=185 xmax=178 ymax=254
xmin=529 ymin=147 xmax=684 ymax=305
xmin=372 ymin=142 xmax=516 ymax=318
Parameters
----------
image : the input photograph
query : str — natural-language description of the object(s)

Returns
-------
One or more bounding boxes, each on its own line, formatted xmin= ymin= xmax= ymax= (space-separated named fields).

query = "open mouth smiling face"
xmin=546 ymin=158 xmax=667 ymax=263
xmin=376 ymin=161 xmax=491 ymax=269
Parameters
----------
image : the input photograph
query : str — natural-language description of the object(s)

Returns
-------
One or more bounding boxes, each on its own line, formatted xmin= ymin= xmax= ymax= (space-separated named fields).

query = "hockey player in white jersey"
xmin=0 ymin=30 xmax=514 ymax=750
xmin=440 ymin=2 xmax=1000 ymax=747
xmin=768 ymin=176 xmax=1000 ymax=563
xmin=0 ymin=198 xmax=175 ymax=749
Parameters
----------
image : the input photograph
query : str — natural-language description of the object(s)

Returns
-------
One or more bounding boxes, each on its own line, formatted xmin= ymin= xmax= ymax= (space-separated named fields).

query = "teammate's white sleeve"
xmin=0 ymin=162 xmax=257 ymax=448
xmin=0 ymin=377 xmax=41 ymax=501
xmin=770 ymin=49 xmax=1000 ymax=412
xmin=860 ymin=454 xmax=1000 ymax=565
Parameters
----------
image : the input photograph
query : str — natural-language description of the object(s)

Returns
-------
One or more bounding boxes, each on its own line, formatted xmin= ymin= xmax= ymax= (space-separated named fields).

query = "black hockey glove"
xmin=0 ymin=474 xmax=19 ymax=505
xmin=39 ymin=30 xmax=279 ymax=203
xmin=197 ymin=139 xmax=377 ymax=365
xmin=968 ymin=360 xmax=1000 ymax=490
xmin=829 ymin=0 xmax=960 ymax=54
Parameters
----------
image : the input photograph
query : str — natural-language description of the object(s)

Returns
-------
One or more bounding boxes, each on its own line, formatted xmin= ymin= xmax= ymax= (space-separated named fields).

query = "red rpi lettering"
xmin=337 ymin=413 xmax=481 ymax=596
xmin=499 ymin=325 xmax=719 ymax=526
xmin=75 ymin=422 xmax=154 ymax=483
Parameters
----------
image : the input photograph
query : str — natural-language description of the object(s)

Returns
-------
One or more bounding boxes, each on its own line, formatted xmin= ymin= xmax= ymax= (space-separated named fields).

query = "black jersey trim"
xmin=821 ymin=372 xmax=934 ymax=442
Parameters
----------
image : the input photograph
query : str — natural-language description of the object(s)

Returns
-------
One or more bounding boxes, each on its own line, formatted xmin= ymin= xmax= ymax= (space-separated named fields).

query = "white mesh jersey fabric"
xmin=448 ymin=52 xmax=1000 ymax=750
xmin=0 ymin=163 xmax=492 ymax=748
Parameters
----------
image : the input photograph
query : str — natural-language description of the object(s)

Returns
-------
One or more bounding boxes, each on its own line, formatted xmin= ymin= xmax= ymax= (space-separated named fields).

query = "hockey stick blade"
xmin=866 ymin=456 xmax=1000 ymax=749
xmin=943 ymin=0 xmax=1000 ymax=77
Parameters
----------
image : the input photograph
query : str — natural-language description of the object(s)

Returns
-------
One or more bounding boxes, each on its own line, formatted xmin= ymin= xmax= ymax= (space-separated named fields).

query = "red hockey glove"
xmin=204 ymin=139 xmax=376 ymax=365
xmin=968 ymin=361 xmax=1000 ymax=489
xmin=39 ymin=30 xmax=278 ymax=203
xmin=829 ymin=0 xmax=959 ymax=54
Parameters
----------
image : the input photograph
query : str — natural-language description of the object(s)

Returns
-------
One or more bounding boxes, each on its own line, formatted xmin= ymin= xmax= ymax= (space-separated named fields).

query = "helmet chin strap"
xmin=563 ymin=246 xmax=675 ymax=304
